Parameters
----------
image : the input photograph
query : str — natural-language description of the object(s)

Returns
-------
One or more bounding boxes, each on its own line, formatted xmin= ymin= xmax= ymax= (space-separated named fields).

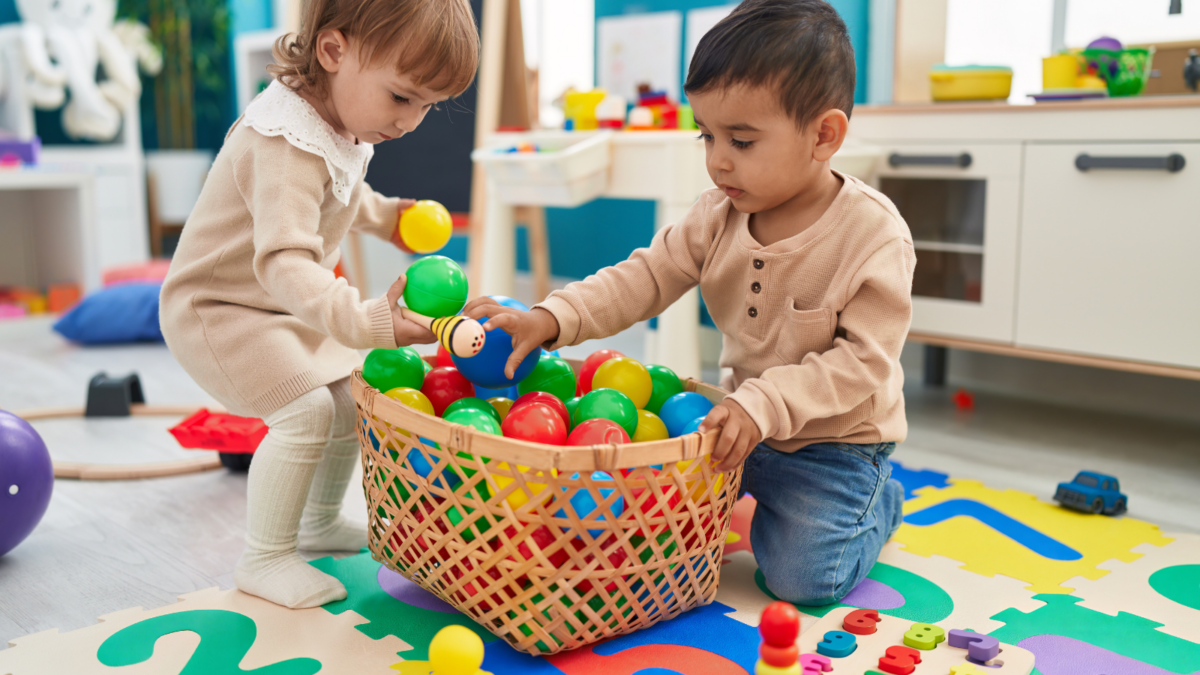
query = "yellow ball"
xmin=592 ymin=357 xmax=653 ymax=409
xmin=488 ymin=397 xmax=514 ymax=421
xmin=428 ymin=625 xmax=484 ymax=675
xmin=632 ymin=409 xmax=668 ymax=443
xmin=490 ymin=462 xmax=556 ymax=509
xmin=384 ymin=387 xmax=435 ymax=416
xmin=676 ymin=459 xmax=725 ymax=502
xmin=399 ymin=200 xmax=453 ymax=254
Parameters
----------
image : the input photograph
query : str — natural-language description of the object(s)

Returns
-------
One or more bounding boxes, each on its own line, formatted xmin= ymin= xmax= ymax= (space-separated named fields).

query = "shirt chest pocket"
xmin=773 ymin=304 xmax=835 ymax=363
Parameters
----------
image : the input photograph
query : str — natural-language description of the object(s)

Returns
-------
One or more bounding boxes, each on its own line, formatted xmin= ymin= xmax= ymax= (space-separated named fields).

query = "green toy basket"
xmin=1082 ymin=47 xmax=1154 ymax=97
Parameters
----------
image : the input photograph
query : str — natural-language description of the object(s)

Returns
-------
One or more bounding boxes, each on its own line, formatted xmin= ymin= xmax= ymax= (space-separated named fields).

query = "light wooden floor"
xmin=2 ymin=313 xmax=1198 ymax=647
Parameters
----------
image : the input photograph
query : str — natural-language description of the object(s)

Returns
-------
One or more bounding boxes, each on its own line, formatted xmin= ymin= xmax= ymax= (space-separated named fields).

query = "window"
xmin=1075 ymin=475 xmax=1099 ymax=487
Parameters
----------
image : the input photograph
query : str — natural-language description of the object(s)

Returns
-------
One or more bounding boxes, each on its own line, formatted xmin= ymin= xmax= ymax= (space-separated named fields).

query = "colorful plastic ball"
xmin=452 ymin=315 xmax=541 ymax=389
xmin=566 ymin=418 xmax=631 ymax=446
xmin=363 ymin=347 xmax=426 ymax=392
xmin=443 ymin=407 xmax=501 ymax=436
xmin=572 ymin=388 xmax=638 ymax=439
xmin=422 ymin=367 xmax=476 ymax=416
xmin=760 ymin=601 xmax=802 ymax=645
xmin=511 ymin=391 xmax=570 ymax=429
xmin=402 ymin=255 xmax=468 ymax=318
xmin=489 ymin=295 xmax=529 ymax=311
xmin=487 ymin=397 xmax=514 ymax=421
xmin=421 ymin=359 xmax=433 ymax=375
xmin=677 ymin=457 xmax=726 ymax=500
xmin=645 ymin=364 xmax=685 ymax=414
xmin=473 ymin=383 xmax=518 ymax=400
xmin=680 ymin=417 xmax=704 ymax=435
xmin=428 ymin=625 xmax=485 ymax=675
xmin=398 ymin=200 xmax=453 ymax=254
xmin=436 ymin=344 xmax=455 ymax=368
xmin=659 ymin=392 xmax=715 ymax=438
xmin=502 ymin=401 xmax=568 ymax=445
xmin=0 ymin=411 xmax=53 ymax=557
xmin=631 ymin=409 xmax=669 ymax=443
xmin=490 ymin=462 xmax=555 ymax=509
xmin=621 ymin=467 xmax=682 ymax=537
xmin=517 ymin=354 xmax=576 ymax=403
xmin=405 ymin=446 xmax=461 ymax=491
xmin=383 ymin=387 xmax=435 ymax=416
xmin=577 ymin=349 xmax=624 ymax=396
xmin=564 ymin=396 xmax=581 ymax=428
xmin=443 ymin=396 xmax=501 ymax=424
xmin=592 ymin=357 xmax=653 ymax=409
xmin=556 ymin=471 xmax=625 ymax=538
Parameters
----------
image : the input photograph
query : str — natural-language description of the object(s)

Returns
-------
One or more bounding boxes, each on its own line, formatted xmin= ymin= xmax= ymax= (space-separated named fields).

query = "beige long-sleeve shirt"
xmin=160 ymin=120 xmax=401 ymax=418
xmin=536 ymin=173 xmax=916 ymax=451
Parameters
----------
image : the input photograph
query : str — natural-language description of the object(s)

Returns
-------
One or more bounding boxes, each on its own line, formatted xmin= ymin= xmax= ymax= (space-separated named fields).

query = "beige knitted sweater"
xmin=536 ymin=173 xmax=916 ymax=451
xmin=160 ymin=82 xmax=401 ymax=418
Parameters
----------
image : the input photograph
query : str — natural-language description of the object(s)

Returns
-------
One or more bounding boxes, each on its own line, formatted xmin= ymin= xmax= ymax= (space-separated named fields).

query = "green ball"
xmin=564 ymin=396 xmax=581 ymax=429
xmin=421 ymin=359 xmax=432 ymax=374
xmin=645 ymin=364 xmax=685 ymax=414
xmin=572 ymin=387 xmax=638 ymax=438
xmin=363 ymin=347 xmax=425 ymax=392
xmin=443 ymin=396 xmax=501 ymax=424
xmin=402 ymin=255 xmax=469 ymax=317
xmin=517 ymin=354 xmax=577 ymax=402
xmin=444 ymin=407 xmax=501 ymax=436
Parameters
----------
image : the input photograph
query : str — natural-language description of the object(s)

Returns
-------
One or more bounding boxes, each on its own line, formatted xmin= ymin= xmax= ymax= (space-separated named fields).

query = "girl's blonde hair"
xmin=269 ymin=0 xmax=479 ymax=97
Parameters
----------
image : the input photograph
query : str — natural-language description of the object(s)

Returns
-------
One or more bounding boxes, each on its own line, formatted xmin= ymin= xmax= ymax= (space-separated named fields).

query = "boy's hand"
xmin=386 ymin=275 xmax=436 ymax=346
xmin=463 ymin=297 xmax=560 ymax=379
xmin=389 ymin=199 xmax=418 ymax=252
xmin=699 ymin=399 xmax=762 ymax=472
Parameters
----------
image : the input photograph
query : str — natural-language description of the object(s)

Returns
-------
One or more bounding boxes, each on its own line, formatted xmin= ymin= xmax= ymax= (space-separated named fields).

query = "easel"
xmin=467 ymin=0 xmax=552 ymax=304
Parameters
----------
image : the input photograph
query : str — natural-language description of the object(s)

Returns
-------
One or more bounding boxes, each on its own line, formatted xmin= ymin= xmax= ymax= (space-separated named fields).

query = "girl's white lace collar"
xmin=242 ymin=80 xmax=373 ymax=206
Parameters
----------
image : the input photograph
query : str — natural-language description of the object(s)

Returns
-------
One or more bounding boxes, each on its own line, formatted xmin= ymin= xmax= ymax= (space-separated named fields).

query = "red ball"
xmin=569 ymin=535 xmax=629 ymax=593
xmin=759 ymin=601 xmax=801 ymax=646
xmin=421 ymin=367 xmax=476 ymax=416
xmin=619 ymin=467 xmax=683 ymax=537
xmin=501 ymin=401 xmax=568 ymax=445
xmin=566 ymin=418 xmax=631 ymax=446
xmin=511 ymin=391 xmax=570 ymax=428
xmin=435 ymin=343 xmax=455 ymax=368
xmin=577 ymin=349 xmax=624 ymax=396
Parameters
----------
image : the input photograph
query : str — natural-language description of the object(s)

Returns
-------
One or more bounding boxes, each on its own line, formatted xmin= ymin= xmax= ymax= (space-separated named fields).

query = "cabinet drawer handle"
xmin=1074 ymin=153 xmax=1186 ymax=172
xmin=888 ymin=152 xmax=972 ymax=168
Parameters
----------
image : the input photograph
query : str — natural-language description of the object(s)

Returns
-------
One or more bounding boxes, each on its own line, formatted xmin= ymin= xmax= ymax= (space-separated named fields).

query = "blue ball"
xmin=451 ymin=315 xmax=542 ymax=389
xmin=489 ymin=295 xmax=529 ymax=311
xmin=473 ymin=384 xmax=518 ymax=400
xmin=680 ymin=417 xmax=705 ymax=435
xmin=406 ymin=443 xmax=459 ymax=491
xmin=659 ymin=392 xmax=715 ymax=437
xmin=555 ymin=471 xmax=624 ymax=538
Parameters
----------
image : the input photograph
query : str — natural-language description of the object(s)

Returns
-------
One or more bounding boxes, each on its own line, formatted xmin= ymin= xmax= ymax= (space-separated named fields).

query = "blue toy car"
xmin=1054 ymin=471 xmax=1127 ymax=515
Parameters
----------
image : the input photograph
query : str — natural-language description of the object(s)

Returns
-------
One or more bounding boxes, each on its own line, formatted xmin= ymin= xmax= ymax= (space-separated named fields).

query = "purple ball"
xmin=0 ymin=411 xmax=53 ymax=557
xmin=1087 ymin=36 xmax=1122 ymax=52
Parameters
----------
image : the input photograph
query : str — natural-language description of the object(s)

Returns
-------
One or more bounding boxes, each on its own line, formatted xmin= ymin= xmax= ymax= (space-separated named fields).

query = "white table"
xmin=476 ymin=130 xmax=715 ymax=379
xmin=0 ymin=169 xmax=97 ymax=293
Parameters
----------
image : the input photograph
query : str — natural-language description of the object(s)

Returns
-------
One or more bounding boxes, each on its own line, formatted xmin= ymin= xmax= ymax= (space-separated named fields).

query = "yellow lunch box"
xmin=930 ymin=65 xmax=1013 ymax=101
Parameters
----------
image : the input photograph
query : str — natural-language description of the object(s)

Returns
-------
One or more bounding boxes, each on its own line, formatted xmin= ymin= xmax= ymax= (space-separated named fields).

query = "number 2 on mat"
xmin=96 ymin=609 xmax=322 ymax=675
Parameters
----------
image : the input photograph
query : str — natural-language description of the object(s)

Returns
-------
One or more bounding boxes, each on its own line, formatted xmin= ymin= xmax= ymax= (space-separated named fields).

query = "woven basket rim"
xmin=352 ymin=362 xmax=729 ymax=473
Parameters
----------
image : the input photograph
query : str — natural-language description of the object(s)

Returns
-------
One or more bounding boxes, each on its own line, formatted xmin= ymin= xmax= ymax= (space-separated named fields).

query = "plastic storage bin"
xmin=471 ymin=131 xmax=613 ymax=207
xmin=930 ymin=65 xmax=1013 ymax=101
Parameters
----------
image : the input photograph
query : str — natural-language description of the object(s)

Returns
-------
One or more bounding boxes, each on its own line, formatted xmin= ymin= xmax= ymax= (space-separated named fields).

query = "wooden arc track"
xmin=11 ymin=404 xmax=226 ymax=481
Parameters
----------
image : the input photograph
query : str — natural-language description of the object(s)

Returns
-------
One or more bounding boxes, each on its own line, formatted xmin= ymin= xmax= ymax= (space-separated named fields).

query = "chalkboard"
xmin=365 ymin=0 xmax=484 ymax=212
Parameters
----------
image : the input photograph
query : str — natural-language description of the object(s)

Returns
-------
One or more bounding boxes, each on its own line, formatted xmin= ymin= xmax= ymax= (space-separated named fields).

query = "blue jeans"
xmin=740 ymin=441 xmax=904 ymax=606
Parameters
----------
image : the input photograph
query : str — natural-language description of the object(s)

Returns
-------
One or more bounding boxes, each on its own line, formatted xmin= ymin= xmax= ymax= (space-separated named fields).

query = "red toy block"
xmin=952 ymin=388 xmax=975 ymax=411
xmin=843 ymin=608 xmax=881 ymax=635
xmin=169 ymin=409 xmax=268 ymax=454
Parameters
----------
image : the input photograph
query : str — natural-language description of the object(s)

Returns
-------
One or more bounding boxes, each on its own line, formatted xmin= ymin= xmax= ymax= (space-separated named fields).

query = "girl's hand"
xmin=389 ymin=199 xmax=418 ymax=252
xmin=699 ymin=399 xmax=762 ymax=472
xmin=386 ymin=275 xmax=436 ymax=346
xmin=463 ymin=297 xmax=560 ymax=379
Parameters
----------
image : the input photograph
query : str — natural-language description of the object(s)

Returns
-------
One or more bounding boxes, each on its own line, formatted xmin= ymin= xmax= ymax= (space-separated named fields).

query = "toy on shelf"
xmin=0 ymin=410 xmax=54 ymax=557
xmin=563 ymin=88 xmax=608 ymax=130
xmin=756 ymin=601 xmax=801 ymax=675
xmin=168 ymin=409 xmax=268 ymax=472
xmin=398 ymin=200 xmax=453 ymax=254
xmin=1054 ymin=470 xmax=1127 ymax=515
xmin=796 ymin=607 xmax=1034 ymax=675
xmin=625 ymin=84 xmax=682 ymax=130
xmin=594 ymin=93 xmax=626 ymax=129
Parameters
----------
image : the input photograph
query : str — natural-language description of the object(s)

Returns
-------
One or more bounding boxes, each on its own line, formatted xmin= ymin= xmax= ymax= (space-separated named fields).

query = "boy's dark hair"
xmin=684 ymin=0 xmax=856 ymax=129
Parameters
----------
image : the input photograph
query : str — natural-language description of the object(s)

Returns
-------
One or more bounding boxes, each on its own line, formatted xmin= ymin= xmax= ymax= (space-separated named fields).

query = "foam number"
xmin=950 ymin=664 xmax=985 ymax=675
xmin=903 ymin=622 xmax=946 ymax=650
xmin=800 ymin=653 xmax=833 ymax=674
xmin=96 ymin=609 xmax=322 ymax=675
xmin=877 ymin=645 xmax=922 ymax=675
xmin=843 ymin=608 xmax=881 ymax=635
xmin=948 ymin=629 xmax=1001 ymax=662
xmin=815 ymin=630 xmax=857 ymax=658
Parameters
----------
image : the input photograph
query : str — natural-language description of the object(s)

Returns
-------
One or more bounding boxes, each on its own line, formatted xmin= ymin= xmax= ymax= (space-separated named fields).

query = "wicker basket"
xmin=352 ymin=361 xmax=742 ymax=655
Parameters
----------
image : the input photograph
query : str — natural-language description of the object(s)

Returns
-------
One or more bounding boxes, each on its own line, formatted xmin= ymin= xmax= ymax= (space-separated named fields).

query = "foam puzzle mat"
xmin=3 ymin=460 xmax=1200 ymax=675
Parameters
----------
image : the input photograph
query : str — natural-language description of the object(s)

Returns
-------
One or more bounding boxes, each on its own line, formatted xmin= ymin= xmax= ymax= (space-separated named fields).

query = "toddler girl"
xmin=160 ymin=0 xmax=478 ymax=608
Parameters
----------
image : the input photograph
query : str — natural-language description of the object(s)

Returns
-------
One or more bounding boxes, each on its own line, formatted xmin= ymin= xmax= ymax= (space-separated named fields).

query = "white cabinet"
xmin=872 ymin=143 xmax=1023 ymax=343
xmin=1016 ymin=142 xmax=1200 ymax=369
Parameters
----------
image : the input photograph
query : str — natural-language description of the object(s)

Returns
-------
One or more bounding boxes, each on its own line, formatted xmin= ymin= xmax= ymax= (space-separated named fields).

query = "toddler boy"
xmin=466 ymin=0 xmax=913 ymax=605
